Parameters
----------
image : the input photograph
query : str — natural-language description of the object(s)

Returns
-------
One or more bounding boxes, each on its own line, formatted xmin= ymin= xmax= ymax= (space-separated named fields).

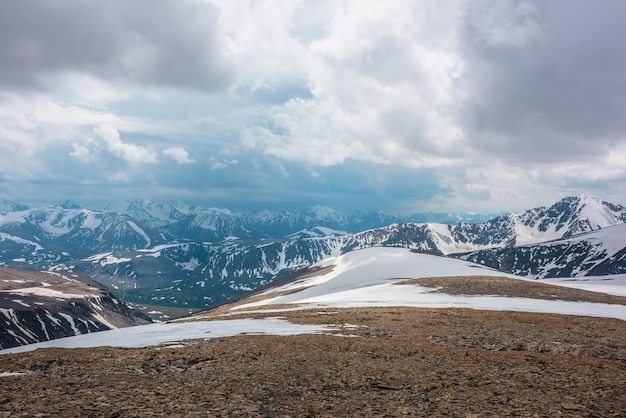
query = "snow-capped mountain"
xmin=457 ymin=222 xmax=626 ymax=279
xmin=0 ymin=199 xmax=499 ymax=269
xmin=0 ymin=199 xmax=28 ymax=215
xmin=0 ymin=268 xmax=151 ymax=349
xmin=56 ymin=195 xmax=626 ymax=308
xmin=1 ymin=195 xmax=625 ymax=309
xmin=0 ymin=204 xmax=155 ymax=267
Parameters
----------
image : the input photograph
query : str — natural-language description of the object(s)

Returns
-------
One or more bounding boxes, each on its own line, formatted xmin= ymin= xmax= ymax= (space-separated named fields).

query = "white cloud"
xmin=69 ymin=142 xmax=94 ymax=162
xmin=95 ymin=125 xmax=158 ymax=165
xmin=163 ymin=147 xmax=196 ymax=164
xmin=2 ymin=0 xmax=626 ymax=210
xmin=241 ymin=0 xmax=466 ymax=168
xmin=211 ymin=0 xmax=314 ymax=91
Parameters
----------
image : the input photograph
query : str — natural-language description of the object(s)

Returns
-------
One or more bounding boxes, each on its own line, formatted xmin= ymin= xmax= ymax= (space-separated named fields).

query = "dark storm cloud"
xmin=461 ymin=0 xmax=626 ymax=163
xmin=0 ymin=0 xmax=234 ymax=91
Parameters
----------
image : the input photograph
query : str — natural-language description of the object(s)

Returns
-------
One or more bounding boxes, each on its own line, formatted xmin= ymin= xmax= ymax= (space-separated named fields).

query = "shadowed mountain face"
xmin=0 ymin=268 xmax=151 ymax=349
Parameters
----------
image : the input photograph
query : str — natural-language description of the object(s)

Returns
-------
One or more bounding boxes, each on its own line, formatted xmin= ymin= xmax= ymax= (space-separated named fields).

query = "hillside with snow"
xmin=3 ymin=246 xmax=626 ymax=354
xmin=223 ymin=247 xmax=626 ymax=320
xmin=0 ymin=268 xmax=151 ymax=349
xmin=2 ymin=246 xmax=625 ymax=417
xmin=458 ymin=222 xmax=626 ymax=279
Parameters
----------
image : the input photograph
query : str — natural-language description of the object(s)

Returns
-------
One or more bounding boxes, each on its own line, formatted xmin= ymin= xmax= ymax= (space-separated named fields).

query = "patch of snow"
xmin=0 ymin=318 xmax=331 ymax=354
xmin=2 ymin=287 xmax=87 ymax=299
xmin=79 ymin=211 xmax=102 ymax=230
xmin=542 ymin=275 xmax=626 ymax=297
xmin=58 ymin=313 xmax=81 ymax=335
xmin=177 ymin=257 xmax=200 ymax=271
xmin=83 ymin=252 xmax=112 ymax=262
xmin=89 ymin=302 xmax=118 ymax=330
xmin=100 ymin=255 xmax=132 ymax=266
xmin=0 ymin=233 xmax=43 ymax=251
xmin=127 ymin=221 xmax=151 ymax=247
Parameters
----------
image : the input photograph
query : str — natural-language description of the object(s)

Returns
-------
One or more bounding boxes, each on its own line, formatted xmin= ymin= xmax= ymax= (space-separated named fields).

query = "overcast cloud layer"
xmin=1 ymin=0 xmax=625 ymax=212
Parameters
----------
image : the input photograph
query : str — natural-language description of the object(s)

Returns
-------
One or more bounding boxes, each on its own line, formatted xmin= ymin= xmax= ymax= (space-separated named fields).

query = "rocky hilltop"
xmin=0 ymin=268 xmax=151 ymax=349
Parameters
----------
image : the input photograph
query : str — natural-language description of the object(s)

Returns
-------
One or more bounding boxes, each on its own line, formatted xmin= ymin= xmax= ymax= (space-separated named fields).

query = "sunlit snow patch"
xmin=0 ymin=318 xmax=331 ymax=354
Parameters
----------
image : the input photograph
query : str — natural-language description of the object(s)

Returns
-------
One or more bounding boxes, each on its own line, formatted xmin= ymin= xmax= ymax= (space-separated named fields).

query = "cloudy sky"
xmin=1 ymin=0 xmax=625 ymax=213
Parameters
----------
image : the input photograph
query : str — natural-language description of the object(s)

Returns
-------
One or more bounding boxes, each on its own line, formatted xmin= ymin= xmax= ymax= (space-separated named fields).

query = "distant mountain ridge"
xmin=1 ymin=195 xmax=625 ymax=308
xmin=0 ymin=199 xmax=498 ymax=266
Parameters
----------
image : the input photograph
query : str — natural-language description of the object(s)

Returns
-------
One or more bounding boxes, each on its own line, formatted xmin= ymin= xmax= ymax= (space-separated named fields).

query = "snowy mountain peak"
xmin=304 ymin=205 xmax=339 ymax=220
xmin=0 ymin=198 xmax=28 ymax=214
xmin=58 ymin=199 xmax=81 ymax=210
xmin=504 ymin=195 xmax=626 ymax=246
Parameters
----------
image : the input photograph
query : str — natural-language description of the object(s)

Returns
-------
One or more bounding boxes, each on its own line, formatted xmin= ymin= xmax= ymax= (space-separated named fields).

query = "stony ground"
xmin=1 ymin=277 xmax=626 ymax=417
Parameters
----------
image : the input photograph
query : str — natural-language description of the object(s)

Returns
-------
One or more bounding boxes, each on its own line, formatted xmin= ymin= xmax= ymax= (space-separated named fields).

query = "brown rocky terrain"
xmin=1 ymin=276 xmax=625 ymax=417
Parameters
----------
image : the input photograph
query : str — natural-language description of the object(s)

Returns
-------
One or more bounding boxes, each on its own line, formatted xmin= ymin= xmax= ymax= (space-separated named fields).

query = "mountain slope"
xmin=217 ymin=247 xmax=626 ymax=321
xmin=0 ymin=268 xmax=151 ymax=349
xmin=456 ymin=222 xmax=626 ymax=279
xmin=61 ymin=195 xmax=626 ymax=308
xmin=6 ymin=247 xmax=626 ymax=355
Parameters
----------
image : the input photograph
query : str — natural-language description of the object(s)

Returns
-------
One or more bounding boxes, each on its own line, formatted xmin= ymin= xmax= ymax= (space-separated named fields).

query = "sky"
xmin=1 ymin=0 xmax=626 ymax=213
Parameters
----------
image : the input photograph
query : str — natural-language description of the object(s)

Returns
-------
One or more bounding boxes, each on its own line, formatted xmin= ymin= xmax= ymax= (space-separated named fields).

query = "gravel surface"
xmin=1 ymin=276 xmax=625 ymax=417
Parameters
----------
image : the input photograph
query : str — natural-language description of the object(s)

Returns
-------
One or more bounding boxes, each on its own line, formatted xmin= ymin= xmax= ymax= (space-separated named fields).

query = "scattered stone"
xmin=0 ymin=307 xmax=624 ymax=416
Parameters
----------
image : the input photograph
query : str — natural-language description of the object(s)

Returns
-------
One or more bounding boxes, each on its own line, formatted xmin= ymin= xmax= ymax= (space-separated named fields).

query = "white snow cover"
xmin=235 ymin=248 xmax=626 ymax=321
xmin=0 ymin=210 xmax=29 ymax=225
xmin=542 ymin=275 xmax=626 ymax=297
xmin=127 ymin=220 xmax=151 ymax=247
xmin=177 ymin=257 xmax=200 ymax=271
xmin=0 ymin=287 xmax=89 ymax=299
xmin=577 ymin=194 xmax=623 ymax=229
xmin=0 ymin=318 xmax=331 ymax=354
xmin=556 ymin=222 xmax=626 ymax=258
xmin=0 ymin=233 xmax=43 ymax=251
xmin=100 ymin=255 xmax=132 ymax=266
xmin=81 ymin=211 xmax=103 ymax=230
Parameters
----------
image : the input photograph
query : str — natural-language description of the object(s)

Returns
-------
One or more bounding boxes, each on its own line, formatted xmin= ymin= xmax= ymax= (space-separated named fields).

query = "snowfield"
xmin=542 ymin=275 xmax=626 ymax=297
xmin=232 ymin=248 xmax=626 ymax=321
xmin=0 ymin=317 xmax=329 ymax=354
xmin=2 ymin=247 xmax=626 ymax=354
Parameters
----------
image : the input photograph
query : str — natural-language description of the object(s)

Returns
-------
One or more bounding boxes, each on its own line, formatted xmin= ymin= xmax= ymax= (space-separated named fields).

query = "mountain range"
xmin=1 ymin=195 xmax=625 ymax=309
